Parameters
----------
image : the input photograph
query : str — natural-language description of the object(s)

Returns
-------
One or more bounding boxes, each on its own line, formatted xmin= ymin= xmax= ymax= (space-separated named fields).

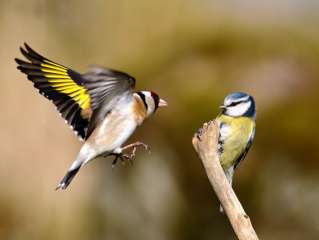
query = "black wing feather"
xmin=15 ymin=43 xmax=90 ymax=139
xmin=82 ymin=65 xmax=136 ymax=138
xmin=16 ymin=44 xmax=137 ymax=140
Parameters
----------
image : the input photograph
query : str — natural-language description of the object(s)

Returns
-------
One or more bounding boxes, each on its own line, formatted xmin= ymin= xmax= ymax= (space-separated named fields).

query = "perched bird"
xmin=15 ymin=43 xmax=167 ymax=190
xmin=216 ymin=92 xmax=256 ymax=211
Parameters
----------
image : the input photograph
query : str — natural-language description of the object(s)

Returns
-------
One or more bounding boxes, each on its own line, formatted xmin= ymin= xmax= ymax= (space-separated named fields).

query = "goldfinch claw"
xmin=110 ymin=141 xmax=150 ymax=167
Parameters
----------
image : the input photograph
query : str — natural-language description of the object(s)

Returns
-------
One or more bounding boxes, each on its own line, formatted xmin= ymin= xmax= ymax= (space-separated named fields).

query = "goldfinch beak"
xmin=159 ymin=99 xmax=168 ymax=107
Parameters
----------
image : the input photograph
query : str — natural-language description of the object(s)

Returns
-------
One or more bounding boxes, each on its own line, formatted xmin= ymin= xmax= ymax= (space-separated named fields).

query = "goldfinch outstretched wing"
xmin=15 ymin=43 xmax=91 ymax=139
xmin=15 ymin=44 xmax=136 ymax=140
xmin=83 ymin=65 xmax=135 ymax=110
xmin=82 ymin=65 xmax=136 ymax=138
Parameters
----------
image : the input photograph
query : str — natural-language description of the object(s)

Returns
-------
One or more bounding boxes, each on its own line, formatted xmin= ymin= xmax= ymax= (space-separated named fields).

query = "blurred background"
xmin=1 ymin=0 xmax=319 ymax=239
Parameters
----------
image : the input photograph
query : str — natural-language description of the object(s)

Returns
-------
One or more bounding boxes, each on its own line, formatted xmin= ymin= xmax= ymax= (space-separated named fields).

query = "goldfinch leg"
xmin=121 ymin=141 xmax=151 ymax=154
xmin=110 ymin=153 xmax=126 ymax=167
xmin=111 ymin=154 xmax=120 ymax=167
xmin=110 ymin=153 xmax=133 ymax=167
xmin=110 ymin=142 xmax=150 ymax=167
xmin=121 ymin=141 xmax=150 ymax=164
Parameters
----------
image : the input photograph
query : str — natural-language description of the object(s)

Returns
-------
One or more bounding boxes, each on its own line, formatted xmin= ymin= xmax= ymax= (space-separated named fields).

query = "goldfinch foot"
xmin=110 ymin=142 xmax=150 ymax=167
xmin=121 ymin=141 xmax=151 ymax=154
xmin=110 ymin=153 xmax=134 ymax=167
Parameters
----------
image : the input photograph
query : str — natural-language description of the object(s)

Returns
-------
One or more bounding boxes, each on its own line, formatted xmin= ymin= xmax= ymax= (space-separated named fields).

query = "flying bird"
xmin=15 ymin=43 xmax=167 ymax=190
xmin=215 ymin=92 xmax=256 ymax=211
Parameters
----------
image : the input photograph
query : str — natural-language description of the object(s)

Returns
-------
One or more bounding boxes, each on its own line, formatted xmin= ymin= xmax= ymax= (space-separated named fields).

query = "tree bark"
xmin=192 ymin=120 xmax=259 ymax=240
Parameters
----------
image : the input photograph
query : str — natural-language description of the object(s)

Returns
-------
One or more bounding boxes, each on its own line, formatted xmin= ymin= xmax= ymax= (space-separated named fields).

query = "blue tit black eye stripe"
xmin=228 ymin=101 xmax=240 ymax=107
xmin=228 ymin=99 xmax=250 ymax=107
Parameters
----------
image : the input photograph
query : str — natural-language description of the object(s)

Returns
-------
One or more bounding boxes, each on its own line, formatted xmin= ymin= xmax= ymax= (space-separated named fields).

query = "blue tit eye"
xmin=228 ymin=101 xmax=240 ymax=107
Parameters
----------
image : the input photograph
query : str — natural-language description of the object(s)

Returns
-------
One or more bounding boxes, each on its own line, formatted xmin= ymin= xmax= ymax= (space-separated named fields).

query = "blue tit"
xmin=216 ymin=92 xmax=256 ymax=188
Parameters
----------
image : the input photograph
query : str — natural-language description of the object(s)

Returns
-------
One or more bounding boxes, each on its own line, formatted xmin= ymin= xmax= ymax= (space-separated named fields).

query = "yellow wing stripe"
xmin=73 ymin=92 xmax=87 ymax=102
xmin=49 ymin=81 xmax=74 ymax=88
xmin=44 ymin=74 xmax=70 ymax=79
xmin=41 ymin=63 xmax=67 ymax=72
xmin=46 ymin=79 xmax=74 ymax=83
xmin=77 ymin=95 xmax=90 ymax=106
xmin=52 ymin=81 xmax=90 ymax=109
xmin=41 ymin=69 xmax=68 ymax=75
xmin=43 ymin=60 xmax=67 ymax=70
xmin=40 ymin=61 xmax=91 ymax=110
xmin=57 ymin=87 xmax=81 ymax=95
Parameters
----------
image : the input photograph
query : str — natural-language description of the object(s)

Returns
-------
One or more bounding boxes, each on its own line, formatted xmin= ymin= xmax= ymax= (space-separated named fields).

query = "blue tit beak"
xmin=220 ymin=105 xmax=226 ymax=110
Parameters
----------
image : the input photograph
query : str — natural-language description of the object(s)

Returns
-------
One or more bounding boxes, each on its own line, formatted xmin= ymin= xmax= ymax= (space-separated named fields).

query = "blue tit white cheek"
xmin=226 ymin=101 xmax=251 ymax=117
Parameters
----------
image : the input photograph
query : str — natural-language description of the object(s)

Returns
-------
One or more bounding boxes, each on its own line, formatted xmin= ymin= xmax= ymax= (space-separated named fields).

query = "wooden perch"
xmin=192 ymin=120 xmax=259 ymax=240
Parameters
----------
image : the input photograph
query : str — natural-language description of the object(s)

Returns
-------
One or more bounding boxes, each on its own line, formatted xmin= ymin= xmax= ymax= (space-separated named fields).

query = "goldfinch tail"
xmin=55 ymin=153 xmax=88 ymax=190
xmin=56 ymin=166 xmax=81 ymax=190
xmin=56 ymin=145 xmax=96 ymax=190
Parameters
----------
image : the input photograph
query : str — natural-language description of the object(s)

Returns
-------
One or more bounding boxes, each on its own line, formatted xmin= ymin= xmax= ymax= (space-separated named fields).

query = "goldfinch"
xmin=15 ymin=43 xmax=167 ymax=190
xmin=216 ymin=92 xmax=256 ymax=210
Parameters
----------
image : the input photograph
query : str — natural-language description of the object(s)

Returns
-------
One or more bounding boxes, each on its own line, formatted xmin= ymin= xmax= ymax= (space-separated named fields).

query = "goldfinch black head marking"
xmin=136 ymin=91 xmax=167 ymax=116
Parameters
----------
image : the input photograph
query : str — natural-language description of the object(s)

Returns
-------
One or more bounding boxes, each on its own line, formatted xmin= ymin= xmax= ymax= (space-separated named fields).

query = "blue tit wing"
xmin=15 ymin=43 xmax=92 ymax=139
xmin=82 ymin=65 xmax=136 ymax=138
xmin=234 ymin=127 xmax=255 ymax=169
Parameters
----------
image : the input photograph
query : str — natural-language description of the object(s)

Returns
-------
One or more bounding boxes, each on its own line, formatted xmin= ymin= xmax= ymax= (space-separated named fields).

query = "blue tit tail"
xmin=224 ymin=166 xmax=234 ymax=186
xmin=219 ymin=166 xmax=235 ymax=213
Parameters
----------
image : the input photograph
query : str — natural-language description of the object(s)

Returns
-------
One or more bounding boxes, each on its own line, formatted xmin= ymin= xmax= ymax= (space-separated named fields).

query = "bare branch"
xmin=192 ymin=120 xmax=259 ymax=240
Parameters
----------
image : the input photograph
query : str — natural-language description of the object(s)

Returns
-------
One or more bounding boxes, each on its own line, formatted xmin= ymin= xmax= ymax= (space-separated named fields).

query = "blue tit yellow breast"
xmin=217 ymin=114 xmax=255 ymax=170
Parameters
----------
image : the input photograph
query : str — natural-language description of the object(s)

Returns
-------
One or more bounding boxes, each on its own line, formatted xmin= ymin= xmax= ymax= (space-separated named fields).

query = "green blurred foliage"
xmin=1 ymin=0 xmax=319 ymax=239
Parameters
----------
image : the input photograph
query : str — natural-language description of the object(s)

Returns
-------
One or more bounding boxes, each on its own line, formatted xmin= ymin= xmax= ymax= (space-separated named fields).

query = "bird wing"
xmin=234 ymin=127 xmax=255 ymax=169
xmin=82 ymin=65 xmax=136 ymax=138
xmin=15 ymin=43 xmax=91 ymax=139
xmin=15 ymin=44 xmax=136 ymax=140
